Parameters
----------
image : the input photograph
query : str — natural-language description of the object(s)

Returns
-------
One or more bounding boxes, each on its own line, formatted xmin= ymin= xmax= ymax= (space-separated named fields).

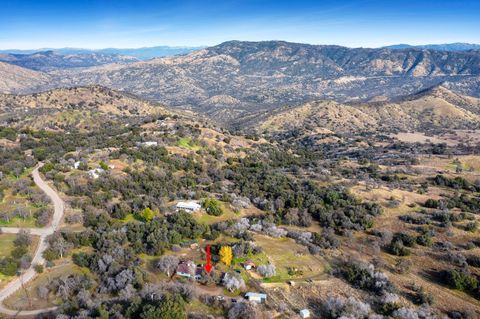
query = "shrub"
xmin=34 ymin=264 xmax=44 ymax=273
xmin=467 ymin=255 xmax=480 ymax=268
xmin=412 ymin=286 xmax=434 ymax=305
xmin=202 ymin=198 xmax=224 ymax=216
xmin=388 ymin=240 xmax=411 ymax=256
xmin=0 ymin=257 xmax=18 ymax=276
xmin=444 ymin=269 xmax=478 ymax=291
xmin=416 ymin=233 xmax=433 ymax=246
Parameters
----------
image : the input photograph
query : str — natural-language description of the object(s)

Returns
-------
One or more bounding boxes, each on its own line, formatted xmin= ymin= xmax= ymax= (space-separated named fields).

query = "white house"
xmin=176 ymin=201 xmax=201 ymax=213
xmin=299 ymin=309 xmax=311 ymax=318
xmin=245 ymin=292 xmax=267 ymax=303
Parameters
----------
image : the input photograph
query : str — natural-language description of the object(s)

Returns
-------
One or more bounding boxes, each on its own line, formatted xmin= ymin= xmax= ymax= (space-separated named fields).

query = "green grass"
xmin=122 ymin=213 xmax=137 ymax=222
xmin=186 ymin=299 xmax=224 ymax=316
xmin=0 ymin=234 xmax=17 ymax=257
xmin=193 ymin=201 xmax=240 ymax=225
xmin=176 ymin=137 xmax=201 ymax=151
xmin=0 ymin=216 xmax=37 ymax=228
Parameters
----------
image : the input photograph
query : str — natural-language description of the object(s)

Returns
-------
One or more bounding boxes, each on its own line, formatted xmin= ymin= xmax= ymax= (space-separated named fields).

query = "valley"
xmin=0 ymin=41 xmax=479 ymax=319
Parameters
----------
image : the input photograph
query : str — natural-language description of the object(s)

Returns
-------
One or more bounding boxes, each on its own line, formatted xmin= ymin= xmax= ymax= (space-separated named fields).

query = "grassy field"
xmin=0 ymin=183 xmax=49 ymax=228
xmin=193 ymin=201 xmax=240 ymax=225
xmin=253 ymin=234 xmax=326 ymax=283
xmin=176 ymin=137 xmax=201 ymax=151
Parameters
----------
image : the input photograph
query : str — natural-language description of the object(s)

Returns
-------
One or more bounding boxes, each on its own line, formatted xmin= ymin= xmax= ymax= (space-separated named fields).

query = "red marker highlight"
xmin=204 ymin=244 xmax=212 ymax=273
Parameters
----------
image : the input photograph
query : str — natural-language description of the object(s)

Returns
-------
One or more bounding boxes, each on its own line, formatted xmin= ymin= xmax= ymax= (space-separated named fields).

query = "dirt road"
xmin=0 ymin=164 xmax=63 ymax=316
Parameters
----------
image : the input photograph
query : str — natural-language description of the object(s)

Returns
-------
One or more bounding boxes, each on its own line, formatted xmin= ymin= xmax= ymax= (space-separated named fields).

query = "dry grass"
xmin=253 ymin=234 xmax=326 ymax=283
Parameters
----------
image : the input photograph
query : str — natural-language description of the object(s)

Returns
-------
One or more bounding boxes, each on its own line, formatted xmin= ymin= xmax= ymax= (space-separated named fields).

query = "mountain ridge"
xmin=1 ymin=40 xmax=480 ymax=125
xmin=257 ymin=85 xmax=480 ymax=135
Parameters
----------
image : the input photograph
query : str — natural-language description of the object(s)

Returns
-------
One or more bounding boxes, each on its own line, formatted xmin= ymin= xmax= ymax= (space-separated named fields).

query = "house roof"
xmin=244 ymin=260 xmax=256 ymax=266
xmin=176 ymin=201 xmax=201 ymax=209
xmin=176 ymin=261 xmax=195 ymax=274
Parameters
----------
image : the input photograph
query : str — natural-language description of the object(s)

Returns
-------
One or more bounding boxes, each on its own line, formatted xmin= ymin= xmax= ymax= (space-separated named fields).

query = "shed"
xmin=245 ymin=292 xmax=267 ymax=303
xmin=176 ymin=201 xmax=201 ymax=212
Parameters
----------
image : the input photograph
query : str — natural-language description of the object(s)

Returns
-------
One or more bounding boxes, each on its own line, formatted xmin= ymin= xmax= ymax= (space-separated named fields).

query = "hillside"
xmin=0 ymin=61 xmax=50 ymax=94
xmin=0 ymin=51 xmax=138 ymax=71
xmin=0 ymin=86 xmax=172 ymax=130
xmin=43 ymin=41 xmax=480 ymax=123
xmin=258 ymin=86 xmax=480 ymax=135
xmin=1 ymin=41 xmax=480 ymax=125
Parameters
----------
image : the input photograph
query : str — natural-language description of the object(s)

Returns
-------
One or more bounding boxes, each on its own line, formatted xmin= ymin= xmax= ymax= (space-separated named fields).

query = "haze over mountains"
xmin=0 ymin=51 xmax=138 ymax=71
xmin=0 ymin=46 xmax=204 ymax=60
xmin=1 ymin=40 xmax=480 ymax=126
xmin=384 ymin=43 xmax=480 ymax=51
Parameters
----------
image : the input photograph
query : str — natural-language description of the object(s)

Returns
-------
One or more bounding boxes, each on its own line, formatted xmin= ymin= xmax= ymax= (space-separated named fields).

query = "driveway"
xmin=0 ymin=164 xmax=64 ymax=316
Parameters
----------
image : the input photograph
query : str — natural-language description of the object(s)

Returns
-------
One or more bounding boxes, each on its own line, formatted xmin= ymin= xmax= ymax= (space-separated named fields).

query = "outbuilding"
xmin=176 ymin=201 xmax=201 ymax=213
xmin=245 ymin=292 xmax=267 ymax=303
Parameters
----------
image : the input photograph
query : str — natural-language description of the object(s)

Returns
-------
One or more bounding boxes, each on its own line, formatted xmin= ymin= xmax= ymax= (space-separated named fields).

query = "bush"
xmin=202 ymin=198 xmax=224 ymax=216
xmin=393 ymin=233 xmax=416 ymax=247
xmin=444 ymin=269 xmax=478 ymax=291
xmin=34 ymin=264 xmax=44 ymax=273
xmin=416 ymin=233 xmax=433 ymax=246
xmin=424 ymin=199 xmax=439 ymax=209
xmin=467 ymin=255 xmax=480 ymax=268
xmin=0 ymin=257 xmax=18 ymax=276
xmin=412 ymin=285 xmax=434 ymax=305
xmin=388 ymin=240 xmax=411 ymax=256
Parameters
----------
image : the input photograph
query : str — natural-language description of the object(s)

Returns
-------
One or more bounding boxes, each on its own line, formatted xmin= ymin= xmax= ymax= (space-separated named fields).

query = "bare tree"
xmin=223 ymin=272 xmax=245 ymax=292
xmin=14 ymin=207 xmax=31 ymax=220
xmin=15 ymin=229 xmax=32 ymax=247
xmin=228 ymin=301 xmax=260 ymax=319
xmin=156 ymin=255 xmax=179 ymax=277
xmin=257 ymin=264 xmax=276 ymax=278
xmin=37 ymin=285 xmax=49 ymax=300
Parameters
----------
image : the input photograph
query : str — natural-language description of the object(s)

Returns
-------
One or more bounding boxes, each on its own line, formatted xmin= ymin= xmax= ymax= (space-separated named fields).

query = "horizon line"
xmin=1 ymin=40 xmax=480 ymax=52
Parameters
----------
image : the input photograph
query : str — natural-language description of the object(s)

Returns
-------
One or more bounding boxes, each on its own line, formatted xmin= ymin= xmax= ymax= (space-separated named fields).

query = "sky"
xmin=0 ymin=0 xmax=479 ymax=50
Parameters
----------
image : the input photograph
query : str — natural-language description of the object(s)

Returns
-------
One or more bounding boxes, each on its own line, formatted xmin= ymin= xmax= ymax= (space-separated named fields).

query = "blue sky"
xmin=0 ymin=0 xmax=479 ymax=49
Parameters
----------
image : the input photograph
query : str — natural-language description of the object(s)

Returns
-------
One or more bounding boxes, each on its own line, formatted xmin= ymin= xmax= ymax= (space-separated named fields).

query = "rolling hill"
xmin=0 ymin=86 xmax=171 ymax=130
xmin=257 ymin=86 xmax=480 ymax=135
xmin=0 ymin=61 xmax=50 ymax=94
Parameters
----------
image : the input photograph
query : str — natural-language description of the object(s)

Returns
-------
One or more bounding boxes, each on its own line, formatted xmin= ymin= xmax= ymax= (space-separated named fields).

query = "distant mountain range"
xmin=0 ymin=51 xmax=138 ymax=71
xmin=384 ymin=42 xmax=480 ymax=51
xmin=1 ymin=40 xmax=480 ymax=126
xmin=0 ymin=45 xmax=204 ymax=60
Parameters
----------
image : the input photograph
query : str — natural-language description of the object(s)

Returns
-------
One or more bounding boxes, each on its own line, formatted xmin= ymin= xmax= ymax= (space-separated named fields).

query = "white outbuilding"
xmin=176 ymin=201 xmax=201 ymax=213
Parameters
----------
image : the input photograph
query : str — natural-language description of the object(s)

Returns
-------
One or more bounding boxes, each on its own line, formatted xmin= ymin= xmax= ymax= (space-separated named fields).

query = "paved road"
xmin=0 ymin=164 xmax=64 ymax=317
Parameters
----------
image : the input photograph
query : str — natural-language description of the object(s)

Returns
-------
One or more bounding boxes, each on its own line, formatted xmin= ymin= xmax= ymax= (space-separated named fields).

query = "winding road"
xmin=0 ymin=164 xmax=64 ymax=317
